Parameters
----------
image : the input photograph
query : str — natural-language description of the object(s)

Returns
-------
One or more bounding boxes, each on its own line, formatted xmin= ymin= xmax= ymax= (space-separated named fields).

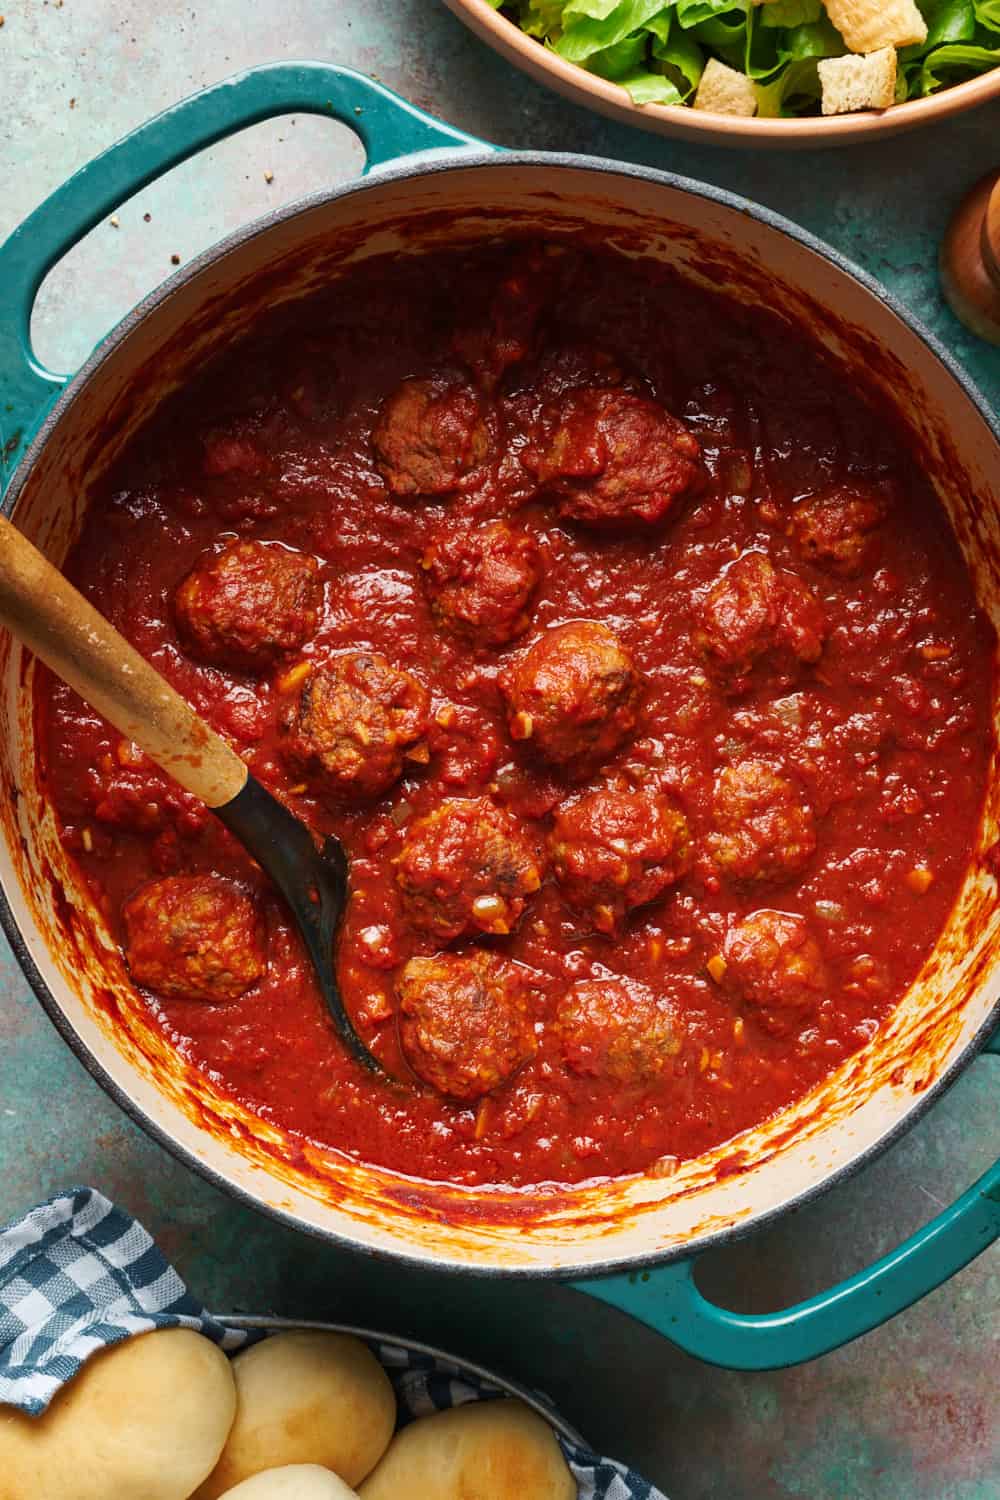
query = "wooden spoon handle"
xmin=940 ymin=170 xmax=1000 ymax=346
xmin=0 ymin=516 xmax=248 ymax=808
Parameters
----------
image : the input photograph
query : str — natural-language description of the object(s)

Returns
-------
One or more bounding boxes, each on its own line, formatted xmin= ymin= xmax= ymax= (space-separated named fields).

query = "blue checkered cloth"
xmin=0 ymin=1188 xmax=667 ymax=1499
xmin=0 ymin=1187 xmax=245 ymax=1413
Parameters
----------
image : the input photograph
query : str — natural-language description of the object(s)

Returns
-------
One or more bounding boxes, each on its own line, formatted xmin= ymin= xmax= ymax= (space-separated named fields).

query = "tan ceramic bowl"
xmin=444 ymin=0 xmax=1000 ymax=148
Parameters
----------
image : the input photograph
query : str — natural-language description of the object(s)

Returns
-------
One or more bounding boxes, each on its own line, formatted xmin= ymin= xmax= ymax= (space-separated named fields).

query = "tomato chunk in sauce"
xmin=39 ymin=244 xmax=993 ymax=1190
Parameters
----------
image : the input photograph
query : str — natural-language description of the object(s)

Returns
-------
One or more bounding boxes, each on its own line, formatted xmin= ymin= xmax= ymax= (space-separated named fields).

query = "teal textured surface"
xmin=2 ymin=60 xmax=998 ymax=1374
xmin=2 ymin=7 xmax=999 ymax=1493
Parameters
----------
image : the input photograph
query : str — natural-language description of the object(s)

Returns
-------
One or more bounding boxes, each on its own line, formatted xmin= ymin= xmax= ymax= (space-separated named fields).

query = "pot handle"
xmin=574 ymin=1046 xmax=1000 ymax=1370
xmin=0 ymin=62 xmax=483 ymax=486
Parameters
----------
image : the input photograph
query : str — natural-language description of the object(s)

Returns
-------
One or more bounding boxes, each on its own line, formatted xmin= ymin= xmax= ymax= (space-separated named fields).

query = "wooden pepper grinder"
xmin=940 ymin=169 xmax=1000 ymax=346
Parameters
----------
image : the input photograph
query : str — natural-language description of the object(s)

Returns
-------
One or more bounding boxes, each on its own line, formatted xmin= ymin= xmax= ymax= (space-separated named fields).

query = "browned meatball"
xmin=790 ymin=485 xmax=886 ymax=577
xmin=279 ymin=653 xmax=430 ymax=800
xmin=173 ymin=540 xmax=321 ymax=672
xmin=201 ymin=427 xmax=267 ymax=478
xmin=394 ymin=796 xmax=542 ymax=942
xmin=708 ymin=760 xmax=816 ymax=883
xmin=549 ymin=787 xmax=690 ymax=935
xmin=523 ymin=387 xmax=703 ymax=526
xmin=422 ymin=522 xmax=544 ymax=648
xmin=396 ymin=949 xmax=538 ymax=1100
xmin=717 ymin=909 xmax=827 ymax=1035
xmin=500 ymin=621 xmax=643 ymax=774
xmin=451 ymin=249 xmax=553 ymax=387
xmin=697 ymin=552 xmax=825 ymax=674
xmin=558 ymin=976 xmax=684 ymax=1085
xmin=372 ymin=374 xmax=491 ymax=498
xmin=122 ymin=874 xmax=266 ymax=1003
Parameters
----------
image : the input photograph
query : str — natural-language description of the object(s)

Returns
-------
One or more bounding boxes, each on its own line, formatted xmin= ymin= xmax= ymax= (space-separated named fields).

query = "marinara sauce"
xmin=39 ymin=245 xmax=993 ymax=1188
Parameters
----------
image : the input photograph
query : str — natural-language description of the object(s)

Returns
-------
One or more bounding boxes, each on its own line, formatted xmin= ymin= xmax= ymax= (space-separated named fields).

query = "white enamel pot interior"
xmin=2 ymin=155 xmax=999 ymax=1277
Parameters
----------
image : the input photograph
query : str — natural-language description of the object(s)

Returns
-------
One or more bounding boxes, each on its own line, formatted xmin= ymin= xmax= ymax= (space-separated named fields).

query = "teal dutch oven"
xmin=0 ymin=63 xmax=998 ymax=1372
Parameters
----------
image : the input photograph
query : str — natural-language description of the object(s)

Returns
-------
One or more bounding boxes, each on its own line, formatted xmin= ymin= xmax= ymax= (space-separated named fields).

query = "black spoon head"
xmin=215 ymin=773 xmax=387 ymax=1076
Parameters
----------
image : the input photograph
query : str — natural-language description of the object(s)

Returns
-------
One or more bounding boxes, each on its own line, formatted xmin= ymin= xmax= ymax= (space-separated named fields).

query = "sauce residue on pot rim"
xmin=37 ymin=242 xmax=993 ymax=1189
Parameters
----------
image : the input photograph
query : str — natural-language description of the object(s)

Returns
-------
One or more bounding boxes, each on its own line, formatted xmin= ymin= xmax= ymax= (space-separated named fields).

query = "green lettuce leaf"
xmin=745 ymin=8 xmax=843 ymax=78
xmin=754 ymin=55 xmax=821 ymax=113
xmin=501 ymin=0 xmax=569 ymax=38
xmin=651 ymin=18 xmax=706 ymax=89
xmin=587 ymin=31 xmax=652 ymax=74
xmin=618 ymin=68 xmax=688 ymax=100
xmin=554 ymin=0 xmax=671 ymax=61
xmin=689 ymin=15 xmax=747 ymax=58
xmin=974 ymin=0 xmax=1000 ymax=29
xmin=925 ymin=0 xmax=977 ymax=47
xmin=745 ymin=6 xmax=782 ymax=76
xmin=784 ymin=15 xmax=846 ymax=58
xmin=919 ymin=39 xmax=1000 ymax=88
xmin=760 ymin=0 xmax=822 ymax=26
xmin=643 ymin=10 xmax=675 ymax=42
xmin=562 ymin=0 xmax=625 ymax=19
xmin=678 ymin=0 xmax=746 ymax=29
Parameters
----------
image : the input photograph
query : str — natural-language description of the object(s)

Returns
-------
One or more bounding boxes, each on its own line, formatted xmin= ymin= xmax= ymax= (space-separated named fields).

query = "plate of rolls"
xmin=0 ymin=1316 xmax=650 ymax=1500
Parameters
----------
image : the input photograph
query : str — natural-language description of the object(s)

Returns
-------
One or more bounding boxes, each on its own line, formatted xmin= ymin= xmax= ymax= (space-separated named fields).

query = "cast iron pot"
xmin=1 ymin=63 xmax=998 ymax=1372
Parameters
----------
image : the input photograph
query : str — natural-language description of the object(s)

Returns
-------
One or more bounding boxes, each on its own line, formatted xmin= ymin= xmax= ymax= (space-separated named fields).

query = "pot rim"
xmin=3 ymin=148 xmax=999 ymax=1280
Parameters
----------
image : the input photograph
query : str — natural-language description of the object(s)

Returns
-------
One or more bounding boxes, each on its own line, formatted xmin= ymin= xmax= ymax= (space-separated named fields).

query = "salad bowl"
xmin=444 ymin=0 xmax=1000 ymax=147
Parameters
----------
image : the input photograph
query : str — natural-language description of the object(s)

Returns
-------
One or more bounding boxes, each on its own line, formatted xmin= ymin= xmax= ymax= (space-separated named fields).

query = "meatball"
xmin=174 ymin=539 xmax=321 ymax=672
xmin=708 ymin=760 xmax=816 ymax=883
xmin=372 ymin=374 xmax=491 ymax=498
xmin=422 ymin=522 xmax=544 ymax=648
xmin=396 ymin=950 xmax=538 ymax=1100
xmin=394 ymin=796 xmax=541 ymax=942
xmin=500 ymin=621 xmax=643 ymax=774
xmin=557 ymin=976 xmax=684 ymax=1085
xmin=201 ymin=427 xmax=267 ymax=478
xmin=279 ymin=653 xmax=430 ymax=800
xmin=451 ymin=249 xmax=553 ymax=387
xmin=549 ymin=787 xmax=691 ymax=935
xmin=718 ymin=909 xmax=827 ymax=1035
xmin=523 ymin=387 xmax=702 ymax=527
xmin=697 ymin=552 xmax=826 ymax=674
xmin=790 ymin=485 xmax=885 ymax=577
xmin=122 ymin=874 xmax=266 ymax=1003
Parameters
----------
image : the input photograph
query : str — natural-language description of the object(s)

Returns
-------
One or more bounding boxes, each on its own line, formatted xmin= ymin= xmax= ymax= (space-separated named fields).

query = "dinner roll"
xmin=197 ymin=1332 xmax=396 ymax=1497
xmin=358 ymin=1399 xmax=575 ymax=1500
xmin=218 ymin=1466 xmax=359 ymax=1498
xmin=0 ymin=1327 xmax=236 ymax=1500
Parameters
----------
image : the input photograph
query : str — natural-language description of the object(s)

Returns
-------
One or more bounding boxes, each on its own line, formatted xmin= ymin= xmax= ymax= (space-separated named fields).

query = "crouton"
xmin=693 ymin=58 xmax=758 ymax=117
xmin=818 ymin=47 xmax=898 ymax=114
xmin=823 ymin=0 xmax=927 ymax=53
